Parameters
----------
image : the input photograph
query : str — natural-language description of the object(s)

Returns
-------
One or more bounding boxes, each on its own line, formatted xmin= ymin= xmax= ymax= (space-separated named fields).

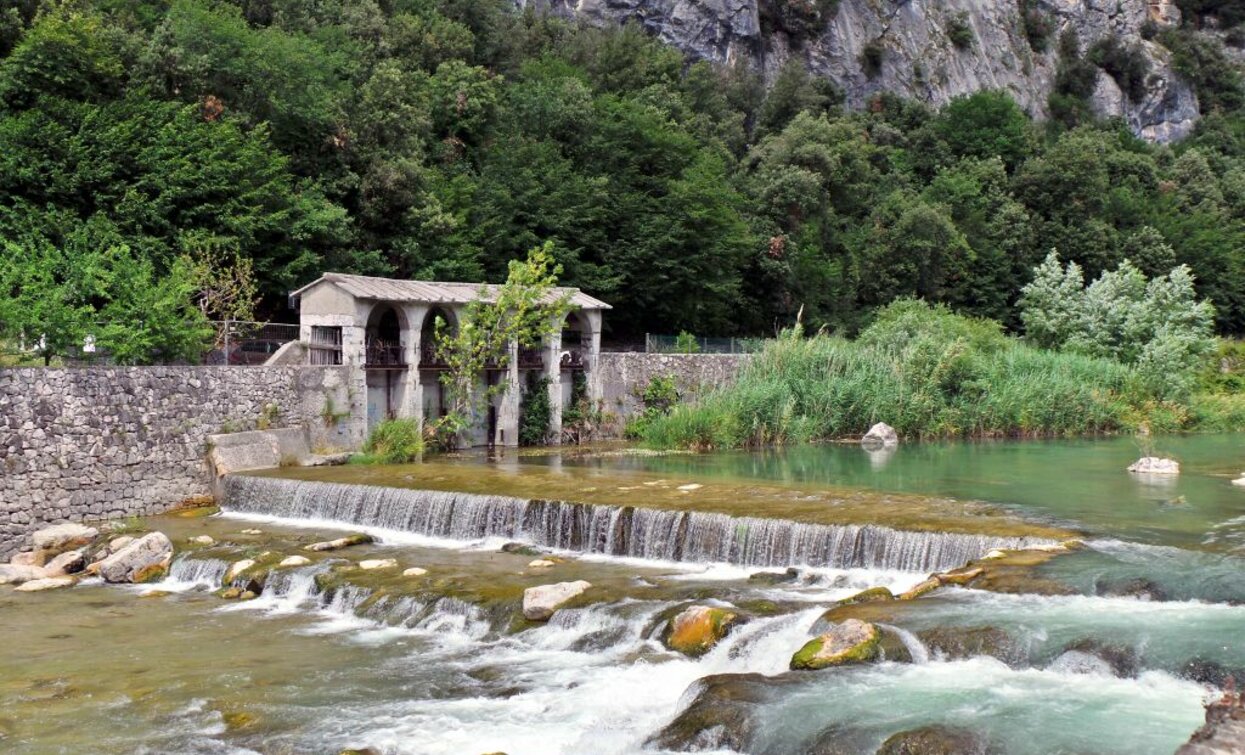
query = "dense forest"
xmin=1 ymin=0 xmax=1245 ymax=346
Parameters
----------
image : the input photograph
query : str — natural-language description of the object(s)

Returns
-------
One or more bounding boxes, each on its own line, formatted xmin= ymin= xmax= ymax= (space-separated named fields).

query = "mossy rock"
xmin=219 ymin=587 xmax=243 ymax=599
xmin=936 ymin=567 xmax=984 ymax=586
xmin=171 ymin=505 xmax=220 ymax=519
xmin=917 ymin=625 xmax=1020 ymax=665
xmin=838 ymin=586 xmax=894 ymax=606
xmin=500 ymin=542 xmax=545 ymax=557
xmin=747 ymin=568 xmax=800 ymax=586
xmin=132 ymin=563 xmax=168 ymax=584
xmin=790 ymin=619 xmax=882 ymax=670
xmin=662 ymin=605 xmax=742 ymax=657
xmin=897 ymin=578 xmax=942 ymax=600
xmin=877 ymin=725 xmax=991 ymax=755
xmin=221 ymin=710 xmax=259 ymax=731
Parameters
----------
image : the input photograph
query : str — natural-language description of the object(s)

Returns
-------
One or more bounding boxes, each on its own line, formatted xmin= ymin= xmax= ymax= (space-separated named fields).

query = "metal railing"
xmin=209 ymin=320 xmax=300 ymax=365
xmin=644 ymin=334 xmax=765 ymax=354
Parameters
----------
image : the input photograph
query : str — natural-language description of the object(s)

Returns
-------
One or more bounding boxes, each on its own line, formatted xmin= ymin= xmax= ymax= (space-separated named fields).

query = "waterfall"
xmin=223 ymin=475 xmax=1052 ymax=574
xmin=166 ymin=556 xmax=230 ymax=590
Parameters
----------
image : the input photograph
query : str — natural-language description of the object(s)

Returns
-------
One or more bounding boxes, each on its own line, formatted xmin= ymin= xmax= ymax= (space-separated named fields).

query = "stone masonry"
xmin=598 ymin=352 xmax=749 ymax=419
xmin=0 ymin=366 xmax=362 ymax=560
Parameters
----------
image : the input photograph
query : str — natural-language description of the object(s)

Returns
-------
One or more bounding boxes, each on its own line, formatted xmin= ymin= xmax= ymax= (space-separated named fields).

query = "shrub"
xmin=1090 ymin=34 xmax=1151 ymax=102
xmin=1019 ymin=0 xmax=1053 ymax=53
xmin=947 ymin=12 xmax=974 ymax=50
xmin=519 ymin=375 xmax=552 ymax=446
xmin=860 ymin=39 xmax=885 ymax=78
xmin=623 ymin=374 xmax=681 ymax=439
xmin=359 ymin=418 xmax=424 ymax=464
xmin=674 ymin=330 xmax=701 ymax=353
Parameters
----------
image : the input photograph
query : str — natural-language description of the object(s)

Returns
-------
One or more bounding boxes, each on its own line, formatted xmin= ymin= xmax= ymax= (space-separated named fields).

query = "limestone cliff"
xmin=525 ymin=0 xmax=1200 ymax=142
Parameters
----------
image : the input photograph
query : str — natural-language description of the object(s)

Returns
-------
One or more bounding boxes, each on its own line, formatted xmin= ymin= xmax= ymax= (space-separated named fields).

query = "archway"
xmin=363 ymin=304 xmax=409 ymax=429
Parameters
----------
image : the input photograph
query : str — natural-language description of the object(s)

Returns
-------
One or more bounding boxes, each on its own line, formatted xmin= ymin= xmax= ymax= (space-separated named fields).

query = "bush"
xmin=1020 ymin=1 xmax=1053 ymax=53
xmin=640 ymin=300 xmax=1229 ymax=450
xmin=359 ymin=418 xmax=424 ymax=464
xmin=860 ymin=39 xmax=885 ymax=78
xmin=519 ymin=375 xmax=552 ymax=446
xmin=1090 ymin=34 xmax=1151 ymax=102
xmin=947 ymin=12 xmax=974 ymax=50
xmin=623 ymin=375 xmax=682 ymax=439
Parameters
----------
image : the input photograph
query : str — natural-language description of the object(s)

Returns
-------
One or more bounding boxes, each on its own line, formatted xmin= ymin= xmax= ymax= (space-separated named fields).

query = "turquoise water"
xmin=548 ymin=435 xmax=1245 ymax=551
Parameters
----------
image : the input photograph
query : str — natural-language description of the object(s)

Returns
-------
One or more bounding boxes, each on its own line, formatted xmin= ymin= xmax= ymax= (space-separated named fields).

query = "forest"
xmin=1 ymin=0 xmax=1245 ymax=352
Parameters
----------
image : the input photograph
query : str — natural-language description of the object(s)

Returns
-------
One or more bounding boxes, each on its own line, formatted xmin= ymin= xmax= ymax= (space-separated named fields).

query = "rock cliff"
xmin=526 ymin=0 xmax=1200 ymax=142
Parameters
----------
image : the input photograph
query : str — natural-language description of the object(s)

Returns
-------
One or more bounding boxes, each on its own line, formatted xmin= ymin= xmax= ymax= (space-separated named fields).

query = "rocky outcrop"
xmin=662 ymin=605 xmax=742 ymax=656
xmin=790 ymin=618 xmax=882 ymax=669
xmin=31 ymin=523 xmax=99 ymax=553
xmin=99 ymin=532 xmax=174 ymax=584
xmin=877 ymin=725 xmax=993 ymax=755
xmin=529 ymin=0 xmax=1201 ymax=142
xmin=522 ymin=580 xmax=592 ymax=620
xmin=645 ymin=673 xmax=798 ymax=752
xmin=0 ymin=564 xmax=47 ymax=585
xmin=1177 ymin=689 xmax=1245 ymax=755
xmin=14 ymin=576 xmax=76 ymax=592
xmin=1128 ymin=456 xmax=1180 ymax=474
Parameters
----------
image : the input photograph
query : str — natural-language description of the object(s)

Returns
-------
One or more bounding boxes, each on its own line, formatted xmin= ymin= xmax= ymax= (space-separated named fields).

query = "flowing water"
xmin=3 ymin=435 xmax=1243 ymax=754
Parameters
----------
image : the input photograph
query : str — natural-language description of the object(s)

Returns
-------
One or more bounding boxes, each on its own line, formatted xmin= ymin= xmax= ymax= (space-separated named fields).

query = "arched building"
xmin=290 ymin=273 xmax=610 ymax=447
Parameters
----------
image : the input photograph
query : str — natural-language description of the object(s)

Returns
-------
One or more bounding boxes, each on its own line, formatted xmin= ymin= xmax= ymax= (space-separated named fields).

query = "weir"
xmin=222 ymin=475 xmax=1052 ymax=573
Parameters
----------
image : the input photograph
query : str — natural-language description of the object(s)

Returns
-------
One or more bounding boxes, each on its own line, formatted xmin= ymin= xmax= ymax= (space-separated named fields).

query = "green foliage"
xmin=1160 ymin=28 xmax=1245 ymax=113
xmin=642 ymin=302 xmax=1226 ymax=450
xmin=623 ymin=374 xmax=681 ymax=439
xmin=1020 ymin=252 xmax=1217 ymax=399
xmin=519 ymin=374 xmax=552 ymax=446
xmin=360 ymin=418 xmax=424 ymax=464
xmin=674 ymin=331 xmax=701 ymax=353
xmin=1089 ymin=35 xmax=1150 ymax=103
xmin=1019 ymin=0 xmax=1054 ymax=53
xmin=947 ymin=12 xmax=974 ymax=50
xmin=860 ymin=39 xmax=884 ymax=78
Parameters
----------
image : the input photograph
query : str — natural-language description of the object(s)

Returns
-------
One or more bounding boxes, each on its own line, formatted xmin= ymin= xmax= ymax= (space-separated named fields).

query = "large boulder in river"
xmin=0 ymin=564 xmax=47 ymax=585
xmin=861 ymin=423 xmax=899 ymax=449
xmin=877 ymin=725 xmax=993 ymax=755
xmin=43 ymin=549 xmax=86 ymax=577
xmin=99 ymin=532 xmax=173 ymax=584
xmin=645 ymin=673 xmax=800 ymax=753
xmin=1177 ymin=689 xmax=1245 ymax=755
xmin=522 ymin=580 xmax=591 ymax=620
xmin=1128 ymin=457 xmax=1179 ymax=474
xmin=14 ymin=576 xmax=76 ymax=593
xmin=662 ymin=605 xmax=742 ymax=657
xmin=790 ymin=619 xmax=882 ymax=670
xmin=31 ymin=523 xmax=98 ymax=554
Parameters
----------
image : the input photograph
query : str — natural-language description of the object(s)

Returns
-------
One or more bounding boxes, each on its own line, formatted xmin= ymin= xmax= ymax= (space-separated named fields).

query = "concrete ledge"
xmin=207 ymin=428 xmax=311 ymax=478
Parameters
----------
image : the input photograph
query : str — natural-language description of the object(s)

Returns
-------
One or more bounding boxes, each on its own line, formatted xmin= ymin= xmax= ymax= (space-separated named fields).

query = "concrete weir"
xmin=221 ymin=475 xmax=1055 ymax=574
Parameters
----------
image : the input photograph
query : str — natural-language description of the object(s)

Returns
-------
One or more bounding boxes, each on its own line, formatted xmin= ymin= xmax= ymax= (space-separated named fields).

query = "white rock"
xmin=402 ymin=567 xmax=428 ymax=577
xmin=109 ymin=536 xmax=135 ymax=553
xmin=861 ymin=422 xmax=899 ymax=449
xmin=1127 ymin=457 xmax=1180 ymax=474
xmin=522 ymin=580 xmax=592 ymax=621
xmin=1231 ymin=476 xmax=1245 ymax=488
xmin=240 ymin=528 xmax=264 ymax=535
xmin=982 ymin=549 xmax=1008 ymax=560
xmin=359 ymin=558 xmax=398 ymax=570
xmin=528 ymin=559 xmax=556 ymax=568
xmin=225 ymin=559 xmax=256 ymax=582
xmin=279 ymin=555 xmax=311 ymax=567
xmin=677 ymin=483 xmax=703 ymax=491
xmin=14 ymin=576 xmax=76 ymax=592
xmin=43 ymin=549 xmax=86 ymax=577
xmin=99 ymin=532 xmax=174 ymax=584
xmin=10 ymin=551 xmax=41 ymax=567
xmin=189 ymin=535 xmax=216 ymax=546
xmin=0 ymin=564 xmax=47 ymax=585
xmin=31 ymin=523 xmax=98 ymax=551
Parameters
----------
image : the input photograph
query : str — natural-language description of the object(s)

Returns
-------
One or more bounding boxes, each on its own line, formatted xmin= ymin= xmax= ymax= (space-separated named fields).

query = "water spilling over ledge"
xmin=223 ymin=475 xmax=1052 ymax=573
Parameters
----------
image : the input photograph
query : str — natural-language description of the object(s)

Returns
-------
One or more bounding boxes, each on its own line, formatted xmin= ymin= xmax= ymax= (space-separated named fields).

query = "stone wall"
xmin=0 ymin=366 xmax=363 ymax=559
xmin=597 ymin=352 xmax=749 ymax=420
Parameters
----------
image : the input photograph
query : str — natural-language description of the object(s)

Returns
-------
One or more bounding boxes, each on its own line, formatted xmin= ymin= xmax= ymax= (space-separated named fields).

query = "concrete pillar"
xmin=399 ymin=304 xmax=426 ymax=428
xmin=497 ymin=339 xmax=520 ymax=447
xmin=585 ymin=310 xmax=603 ymax=405
xmin=545 ymin=326 xmax=563 ymax=445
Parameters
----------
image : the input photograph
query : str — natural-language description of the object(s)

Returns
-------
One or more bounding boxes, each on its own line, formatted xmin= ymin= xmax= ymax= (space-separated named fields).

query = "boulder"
xmin=31 ymin=523 xmax=98 ymax=554
xmin=109 ymin=536 xmax=135 ymax=553
xmin=99 ymin=532 xmax=174 ymax=584
xmin=0 ymin=564 xmax=47 ymax=585
xmin=747 ymin=568 xmax=801 ymax=585
xmin=790 ymin=619 xmax=882 ymax=670
xmin=43 ymin=549 xmax=86 ymax=577
xmin=644 ymin=673 xmax=791 ymax=753
xmin=305 ymin=534 xmax=374 ymax=552
xmin=10 ymin=551 xmax=44 ymax=567
xmin=402 ymin=567 xmax=428 ymax=577
xmin=359 ymin=558 xmax=397 ymax=570
xmin=1178 ymin=689 xmax=1245 ymax=755
xmin=14 ymin=576 xmax=76 ymax=592
xmin=877 ymin=725 xmax=992 ymax=755
xmin=917 ymin=626 xmax=1022 ymax=665
xmin=501 ymin=542 xmax=544 ymax=557
xmin=861 ymin=422 xmax=899 ymax=449
xmin=225 ymin=559 xmax=257 ymax=583
xmin=1128 ymin=457 xmax=1179 ymax=474
xmin=838 ymin=586 xmax=894 ymax=606
xmin=279 ymin=555 xmax=311 ymax=567
xmin=663 ymin=605 xmax=741 ymax=657
xmin=522 ymin=580 xmax=592 ymax=620
xmin=898 ymin=578 xmax=942 ymax=600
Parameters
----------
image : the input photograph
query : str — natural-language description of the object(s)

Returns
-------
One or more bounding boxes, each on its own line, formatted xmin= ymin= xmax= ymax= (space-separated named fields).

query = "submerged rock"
xmin=877 ymin=725 xmax=992 ymax=755
xmin=747 ymin=568 xmax=801 ymax=585
xmin=189 ymin=535 xmax=215 ymax=546
xmin=522 ymin=580 xmax=592 ymax=620
xmin=1095 ymin=576 xmax=1167 ymax=602
xmin=279 ymin=555 xmax=312 ymax=567
xmin=662 ymin=605 xmax=741 ymax=657
xmin=861 ymin=422 xmax=899 ymax=449
xmin=1047 ymin=649 xmax=1116 ymax=676
xmin=501 ymin=542 xmax=545 ymax=557
xmin=31 ymin=523 xmax=98 ymax=553
xmin=644 ymin=673 xmax=787 ymax=753
xmin=1128 ymin=457 xmax=1180 ymax=474
xmin=14 ymin=577 xmax=76 ymax=592
xmin=304 ymin=534 xmax=374 ymax=552
xmin=917 ymin=626 xmax=1021 ymax=665
xmin=791 ymin=619 xmax=882 ymax=670
xmin=225 ymin=559 xmax=257 ymax=583
xmin=0 ymin=564 xmax=47 ymax=585
xmin=402 ymin=567 xmax=428 ymax=577
xmin=1062 ymin=639 xmax=1139 ymax=678
xmin=98 ymin=532 xmax=173 ymax=584
xmin=359 ymin=558 xmax=397 ymax=570
xmin=839 ymin=586 xmax=894 ymax=606
xmin=527 ymin=559 xmax=556 ymax=568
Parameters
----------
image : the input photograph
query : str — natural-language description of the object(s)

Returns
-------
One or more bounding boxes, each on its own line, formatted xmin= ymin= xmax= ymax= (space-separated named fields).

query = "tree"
xmin=431 ymin=242 xmax=573 ymax=447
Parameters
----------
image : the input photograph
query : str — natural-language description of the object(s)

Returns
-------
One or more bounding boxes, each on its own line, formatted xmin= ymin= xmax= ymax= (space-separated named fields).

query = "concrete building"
xmin=289 ymin=273 xmax=610 ymax=447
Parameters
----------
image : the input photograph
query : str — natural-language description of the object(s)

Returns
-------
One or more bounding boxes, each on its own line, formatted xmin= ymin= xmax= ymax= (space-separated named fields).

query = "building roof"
xmin=291 ymin=272 xmax=611 ymax=310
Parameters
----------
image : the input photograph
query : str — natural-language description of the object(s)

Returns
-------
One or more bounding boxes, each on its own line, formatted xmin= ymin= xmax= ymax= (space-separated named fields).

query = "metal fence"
xmin=206 ymin=320 xmax=301 ymax=365
xmin=644 ymin=334 xmax=765 ymax=354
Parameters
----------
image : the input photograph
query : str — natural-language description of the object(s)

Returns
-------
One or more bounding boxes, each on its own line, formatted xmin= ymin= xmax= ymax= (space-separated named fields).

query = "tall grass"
xmin=642 ymin=300 xmax=1233 ymax=450
xmin=356 ymin=418 xmax=424 ymax=464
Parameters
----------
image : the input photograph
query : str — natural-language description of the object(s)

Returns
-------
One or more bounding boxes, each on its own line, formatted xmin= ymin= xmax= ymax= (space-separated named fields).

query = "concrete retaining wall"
xmin=0 ymin=366 xmax=363 ymax=559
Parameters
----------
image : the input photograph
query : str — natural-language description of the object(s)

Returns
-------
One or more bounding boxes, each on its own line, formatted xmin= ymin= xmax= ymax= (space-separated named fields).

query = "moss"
xmin=838 ymin=586 xmax=894 ymax=605
xmin=132 ymin=563 xmax=168 ymax=584
xmin=663 ymin=606 xmax=741 ymax=657
xmin=897 ymin=578 xmax=941 ymax=600
xmin=790 ymin=622 xmax=882 ymax=670
xmin=170 ymin=503 xmax=219 ymax=518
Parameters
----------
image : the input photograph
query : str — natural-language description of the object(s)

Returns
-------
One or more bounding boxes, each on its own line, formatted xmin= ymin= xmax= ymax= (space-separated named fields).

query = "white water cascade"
xmin=223 ymin=476 xmax=1051 ymax=573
